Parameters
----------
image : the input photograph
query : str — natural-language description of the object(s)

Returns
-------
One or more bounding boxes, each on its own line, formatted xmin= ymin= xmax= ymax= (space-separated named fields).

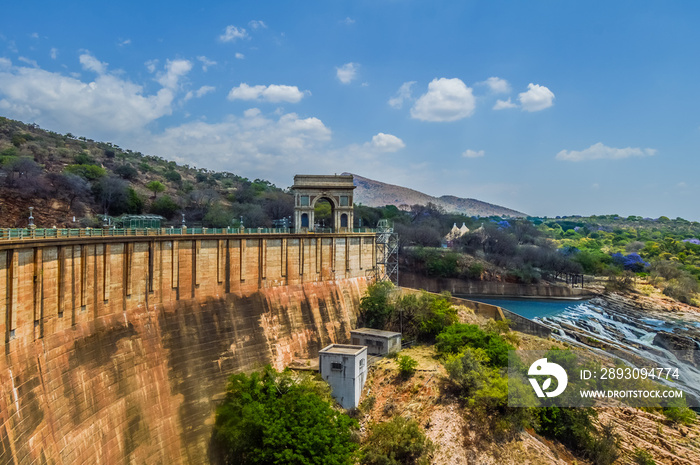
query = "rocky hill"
xmin=346 ymin=173 xmax=526 ymax=217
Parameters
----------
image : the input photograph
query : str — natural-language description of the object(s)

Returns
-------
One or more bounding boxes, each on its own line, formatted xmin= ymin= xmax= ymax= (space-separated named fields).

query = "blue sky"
xmin=1 ymin=1 xmax=699 ymax=220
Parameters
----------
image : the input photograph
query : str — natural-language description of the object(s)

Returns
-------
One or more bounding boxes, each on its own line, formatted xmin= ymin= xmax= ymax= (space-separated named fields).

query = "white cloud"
xmin=410 ymin=78 xmax=475 ymax=122
xmin=479 ymin=77 xmax=510 ymax=94
xmin=118 ymin=39 xmax=131 ymax=47
xmin=366 ymin=133 xmax=405 ymax=152
xmin=343 ymin=17 xmax=355 ymax=25
xmin=248 ymin=20 xmax=267 ymax=30
xmin=556 ymin=142 xmax=657 ymax=162
xmin=0 ymin=60 xmax=175 ymax=139
xmin=79 ymin=53 xmax=107 ymax=74
xmin=462 ymin=149 xmax=485 ymax=158
xmin=336 ymin=62 xmax=358 ymax=84
xmin=19 ymin=56 xmax=39 ymax=68
xmin=184 ymin=85 xmax=216 ymax=101
xmin=235 ymin=52 xmax=245 ymax=60
xmin=219 ymin=25 xmax=248 ymax=42
xmin=145 ymin=59 xmax=158 ymax=73
xmin=156 ymin=59 xmax=192 ymax=89
xmin=50 ymin=48 xmax=57 ymax=60
xmin=137 ymin=110 xmax=332 ymax=180
xmin=30 ymin=33 xmax=39 ymax=40
xmin=493 ymin=98 xmax=517 ymax=110
xmin=518 ymin=83 xmax=555 ymax=112
xmin=227 ymin=83 xmax=307 ymax=103
xmin=388 ymin=81 xmax=416 ymax=109
xmin=197 ymin=56 xmax=217 ymax=71
xmin=0 ymin=58 xmax=11 ymax=69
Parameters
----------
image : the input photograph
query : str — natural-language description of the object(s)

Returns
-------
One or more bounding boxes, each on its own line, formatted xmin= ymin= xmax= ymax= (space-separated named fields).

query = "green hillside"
xmin=0 ymin=116 xmax=292 ymax=228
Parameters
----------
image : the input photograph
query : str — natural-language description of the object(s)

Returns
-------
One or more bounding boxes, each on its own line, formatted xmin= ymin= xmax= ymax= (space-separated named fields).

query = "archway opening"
xmin=340 ymin=213 xmax=348 ymax=228
xmin=314 ymin=198 xmax=333 ymax=230
xmin=301 ymin=213 xmax=309 ymax=228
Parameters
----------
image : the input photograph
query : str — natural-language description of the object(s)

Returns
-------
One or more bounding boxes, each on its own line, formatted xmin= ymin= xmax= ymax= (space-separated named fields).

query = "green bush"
xmin=435 ymin=323 xmax=513 ymax=368
xmin=114 ymin=164 xmax=138 ymax=180
xmin=212 ymin=366 xmax=358 ymax=465
xmin=445 ymin=348 xmax=535 ymax=437
xmin=149 ymin=195 xmax=179 ymax=219
xmin=204 ymin=204 xmax=234 ymax=228
xmin=397 ymin=355 xmax=418 ymax=378
xmin=359 ymin=281 xmax=395 ymax=329
xmin=663 ymin=398 xmax=696 ymax=425
xmin=64 ymin=164 xmax=106 ymax=181
xmin=73 ymin=152 xmax=96 ymax=165
xmin=536 ymin=407 xmax=619 ymax=465
xmin=395 ymin=291 xmax=458 ymax=342
xmin=662 ymin=276 xmax=699 ymax=304
xmin=425 ymin=251 xmax=460 ymax=278
xmin=360 ymin=416 xmax=433 ymax=465
xmin=164 ymin=170 xmax=182 ymax=183
xmin=126 ymin=188 xmax=144 ymax=214
xmin=466 ymin=262 xmax=484 ymax=279
xmin=632 ymin=448 xmax=656 ymax=465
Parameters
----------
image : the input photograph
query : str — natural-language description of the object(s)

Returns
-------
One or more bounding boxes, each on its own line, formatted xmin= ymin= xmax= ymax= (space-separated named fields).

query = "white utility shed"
xmin=318 ymin=344 xmax=367 ymax=409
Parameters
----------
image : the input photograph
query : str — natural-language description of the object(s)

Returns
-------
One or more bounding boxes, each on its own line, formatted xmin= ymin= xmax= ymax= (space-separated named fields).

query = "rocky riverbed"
xmin=538 ymin=292 xmax=700 ymax=402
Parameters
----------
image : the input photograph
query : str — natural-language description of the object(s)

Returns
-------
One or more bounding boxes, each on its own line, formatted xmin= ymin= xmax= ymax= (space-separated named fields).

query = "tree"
xmin=94 ymin=176 xmax=130 ymax=216
xmin=147 ymin=180 xmax=166 ymax=198
xmin=212 ymin=366 xmax=358 ymax=465
xmin=47 ymin=172 xmax=90 ymax=211
xmin=114 ymin=164 xmax=138 ymax=180
xmin=359 ymin=281 xmax=395 ymax=329
xmin=149 ymin=195 xmax=179 ymax=219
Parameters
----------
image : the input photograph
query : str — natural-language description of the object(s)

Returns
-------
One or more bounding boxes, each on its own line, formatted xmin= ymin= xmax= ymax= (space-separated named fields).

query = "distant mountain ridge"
xmin=345 ymin=173 xmax=526 ymax=217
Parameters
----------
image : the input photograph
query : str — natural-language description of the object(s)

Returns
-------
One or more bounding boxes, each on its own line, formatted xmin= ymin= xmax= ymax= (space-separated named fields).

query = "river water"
xmin=473 ymin=297 xmax=700 ymax=404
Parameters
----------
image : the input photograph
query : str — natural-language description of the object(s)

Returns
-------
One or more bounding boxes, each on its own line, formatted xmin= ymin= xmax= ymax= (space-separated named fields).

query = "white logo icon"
xmin=528 ymin=358 xmax=568 ymax=398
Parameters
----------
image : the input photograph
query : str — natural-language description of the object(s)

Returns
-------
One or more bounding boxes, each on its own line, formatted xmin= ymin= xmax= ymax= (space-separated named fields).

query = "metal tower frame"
xmin=375 ymin=219 xmax=399 ymax=286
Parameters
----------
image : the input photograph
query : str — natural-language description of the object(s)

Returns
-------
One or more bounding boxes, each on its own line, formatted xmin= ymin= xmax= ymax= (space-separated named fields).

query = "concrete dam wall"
xmin=0 ymin=233 xmax=375 ymax=464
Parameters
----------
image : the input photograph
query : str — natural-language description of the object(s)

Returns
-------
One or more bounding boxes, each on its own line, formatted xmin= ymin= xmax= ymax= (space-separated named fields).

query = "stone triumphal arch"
xmin=291 ymin=174 xmax=355 ymax=232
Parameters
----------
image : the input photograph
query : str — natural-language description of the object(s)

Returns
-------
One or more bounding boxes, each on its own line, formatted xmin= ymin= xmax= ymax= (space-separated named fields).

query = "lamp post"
xmin=181 ymin=213 xmax=186 ymax=231
xmin=28 ymin=207 xmax=35 ymax=229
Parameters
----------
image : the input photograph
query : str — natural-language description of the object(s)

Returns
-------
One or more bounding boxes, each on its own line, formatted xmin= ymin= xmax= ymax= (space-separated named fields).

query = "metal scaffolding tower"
xmin=375 ymin=219 xmax=399 ymax=286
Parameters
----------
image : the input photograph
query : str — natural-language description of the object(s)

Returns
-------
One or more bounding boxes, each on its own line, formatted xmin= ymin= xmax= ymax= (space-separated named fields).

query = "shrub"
xmin=149 ymin=195 xmax=179 ymax=219
xmin=537 ymin=408 xmax=620 ymax=465
xmin=435 ymin=323 xmax=513 ymax=368
xmin=662 ymin=276 xmax=699 ymax=304
xmin=466 ymin=262 xmax=484 ymax=279
xmin=605 ymin=271 xmax=635 ymax=292
xmin=114 ymin=164 xmax=138 ymax=180
xmin=65 ymin=164 xmax=106 ymax=181
xmin=126 ymin=188 xmax=144 ymax=214
xmin=73 ymin=152 xmax=96 ymax=165
xmin=164 ymin=170 xmax=182 ymax=183
xmin=359 ymin=281 xmax=395 ymax=329
xmin=212 ymin=366 xmax=358 ymax=465
xmin=663 ymin=398 xmax=696 ymax=425
xmin=360 ymin=416 xmax=433 ymax=465
xmin=397 ymin=355 xmax=418 ymax=378
xmin=632 ymin=448 xmax=656 ymax=465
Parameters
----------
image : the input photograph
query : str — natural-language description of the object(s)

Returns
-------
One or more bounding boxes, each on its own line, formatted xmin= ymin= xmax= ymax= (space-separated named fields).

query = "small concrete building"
xmin=318 ymin=344 xmax=367 ymax=409
xmin=350 ymin=328 xmax=402 ymax=356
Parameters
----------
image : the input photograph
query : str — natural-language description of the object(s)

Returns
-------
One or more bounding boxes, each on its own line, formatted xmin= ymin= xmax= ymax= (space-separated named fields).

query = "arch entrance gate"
xmin=291 ymin=174 xmax=355 ymax=232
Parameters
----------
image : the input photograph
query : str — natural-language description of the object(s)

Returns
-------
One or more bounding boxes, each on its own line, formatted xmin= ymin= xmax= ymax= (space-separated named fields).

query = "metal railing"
xmin=0 ymin=227 xmax=378 ymax=241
